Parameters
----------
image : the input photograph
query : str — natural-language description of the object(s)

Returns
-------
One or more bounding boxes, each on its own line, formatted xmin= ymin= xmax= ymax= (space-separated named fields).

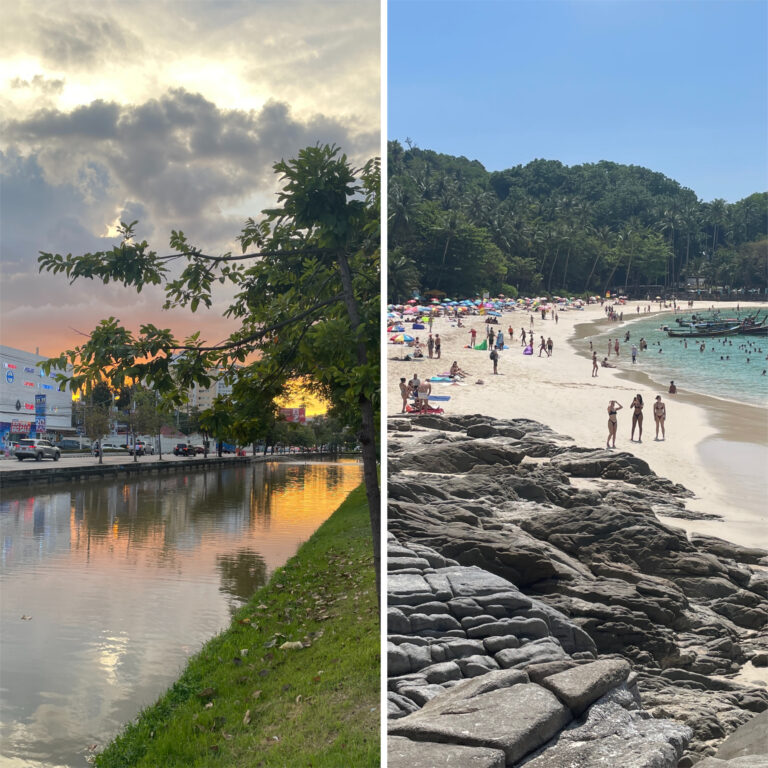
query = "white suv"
xmin=15 ymin=439 xmax=61 ymax=462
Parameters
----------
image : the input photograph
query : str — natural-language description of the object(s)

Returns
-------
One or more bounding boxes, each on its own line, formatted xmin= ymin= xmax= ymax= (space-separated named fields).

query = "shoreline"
xmin=570 ymin=309 xmax=768 ymax=547
xmin=387 ymin=301 xmax=768 ymax=550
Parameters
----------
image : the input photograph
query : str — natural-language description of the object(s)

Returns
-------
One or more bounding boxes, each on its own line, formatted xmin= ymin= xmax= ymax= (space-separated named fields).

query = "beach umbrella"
xmin=390 ymin=333 xmax=414 ymax=343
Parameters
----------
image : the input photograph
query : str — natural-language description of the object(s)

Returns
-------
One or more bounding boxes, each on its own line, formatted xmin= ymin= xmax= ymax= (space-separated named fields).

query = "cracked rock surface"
xmin=387 ymin=414 xmax=768 ymax=767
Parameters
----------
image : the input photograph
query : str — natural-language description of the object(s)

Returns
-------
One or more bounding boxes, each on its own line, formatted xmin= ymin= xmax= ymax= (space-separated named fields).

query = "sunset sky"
xmin=0 ymin=0 xmax=380 ymax=358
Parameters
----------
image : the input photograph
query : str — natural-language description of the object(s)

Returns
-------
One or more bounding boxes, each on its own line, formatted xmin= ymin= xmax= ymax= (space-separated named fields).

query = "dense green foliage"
xmin=93 ymin=484 xmax=379 ymax=768
xmin=388 ymin=140 xmax=767 ymax=300
xmin=38 ymin=144 xmax=381 ymax=584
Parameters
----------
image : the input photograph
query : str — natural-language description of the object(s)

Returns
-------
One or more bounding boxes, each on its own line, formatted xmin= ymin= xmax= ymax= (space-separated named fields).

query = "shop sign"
xmin=11 ymin=420 xmax=31 ymax=433
xmin=5 ymin=370 xmax=14 ymax=384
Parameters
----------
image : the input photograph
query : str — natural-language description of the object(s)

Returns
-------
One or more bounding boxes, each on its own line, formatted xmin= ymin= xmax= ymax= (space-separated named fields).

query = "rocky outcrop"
xmin=388 ymin=414 xmax=768 ymax=766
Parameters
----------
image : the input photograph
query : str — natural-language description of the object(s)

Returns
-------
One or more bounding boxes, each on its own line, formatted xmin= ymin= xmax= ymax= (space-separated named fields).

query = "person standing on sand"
xmin=630 ymin=394 xmax=644 ymax=442
xmin=521 ymin=328 xmax=527 ymax=345
xmin=434 ymin=334 xmax=441 ymax=359
xmin=417 ymin=378 xmax=432 ymax=414
xmin=654 ymin=395 xmax=666 ymax=440
xmin=607 ymin=400 xmax=623 ymax=448
xmin=490 ymin=347 xmax=499 ymax=374
xmin=614 ymin=338 xmax=620 ymax=357
xmin=546 ymin=337 xmax=553 ymax=356
xmin=470 ymin=327 xmax=477 ymax=347
xmin=496 ymin=330 xmax=504 ymax=350
xmin=592 ymin=351 xmax=599 ymax=377
xmin=539 ymin=336 xmax=548 ymax=357
xmin=427 ymin=334 xmax=434 ymax=359
xmin=399 ymin=378 xmax=409 ymax=413
xmin=408 ymin=372 xmax=421 ymax=398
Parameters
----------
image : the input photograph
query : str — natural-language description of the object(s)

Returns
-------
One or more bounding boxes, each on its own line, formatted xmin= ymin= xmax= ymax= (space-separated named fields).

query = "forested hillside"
xmin=388 ymin=140 xmax=767 ymax=301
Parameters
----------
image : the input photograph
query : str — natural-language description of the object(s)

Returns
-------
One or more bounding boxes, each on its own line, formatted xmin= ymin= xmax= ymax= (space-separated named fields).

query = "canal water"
xmin=0 ymin=459 xmax=362 ymax=767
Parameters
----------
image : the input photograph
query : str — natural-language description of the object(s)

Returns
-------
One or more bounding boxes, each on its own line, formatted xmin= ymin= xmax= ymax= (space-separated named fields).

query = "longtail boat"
xmin=667 ymin=323 xmax=740 ymax=338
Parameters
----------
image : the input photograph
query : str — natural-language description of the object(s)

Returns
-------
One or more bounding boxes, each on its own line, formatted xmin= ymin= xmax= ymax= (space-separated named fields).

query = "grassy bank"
xmin=94 ymin=484 xmax=379 ymax=768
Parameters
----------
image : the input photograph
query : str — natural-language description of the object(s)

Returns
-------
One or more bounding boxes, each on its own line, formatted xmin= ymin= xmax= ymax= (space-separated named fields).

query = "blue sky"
xmin=388 ymin=0 xmax=767 ymax=203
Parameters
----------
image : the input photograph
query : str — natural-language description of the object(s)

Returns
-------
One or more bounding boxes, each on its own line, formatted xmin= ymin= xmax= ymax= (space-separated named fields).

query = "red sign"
xmin=11 ymin=420 xmax=31 ymax=433
xmin=279 ymin=407 xmax=306 ymax=424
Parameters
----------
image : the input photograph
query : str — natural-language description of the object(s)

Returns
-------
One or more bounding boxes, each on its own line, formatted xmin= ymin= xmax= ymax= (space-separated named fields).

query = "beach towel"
xmin=428 ymin=395 xmax=451 ymax=401
xmin=405 ymin=404 xmax=445 ymax=415
xmin=429 ymin=376 xmax=453 ymax=382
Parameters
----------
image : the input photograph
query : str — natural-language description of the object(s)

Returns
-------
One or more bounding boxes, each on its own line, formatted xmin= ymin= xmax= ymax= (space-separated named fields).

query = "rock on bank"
xmin=387 ymin=414 xmax=768 ymax=767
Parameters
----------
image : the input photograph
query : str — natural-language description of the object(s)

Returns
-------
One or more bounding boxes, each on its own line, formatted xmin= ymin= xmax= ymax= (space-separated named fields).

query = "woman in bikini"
xmin=630 ymin=394 xmax=644 ymax=442
xmin=592 ymin=351 xmax=599 ymax=377
xmin=653 ymin=395 xmax=666 ymax=440
xmin=607 ymin=400 xmax=622 ymax=448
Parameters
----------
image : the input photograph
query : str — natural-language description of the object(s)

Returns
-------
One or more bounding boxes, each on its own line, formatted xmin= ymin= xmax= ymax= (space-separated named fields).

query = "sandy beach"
xmin=387 ymin=301 xmax=768 ymax=550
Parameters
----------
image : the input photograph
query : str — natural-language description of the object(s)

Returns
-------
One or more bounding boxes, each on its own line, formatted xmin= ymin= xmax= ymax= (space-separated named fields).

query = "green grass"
xmin=94 ymin=484 xmax=379 ymax=768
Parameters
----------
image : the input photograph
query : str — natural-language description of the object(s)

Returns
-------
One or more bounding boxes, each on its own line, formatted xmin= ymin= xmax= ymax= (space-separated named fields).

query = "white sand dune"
xmin=387 ymin=301 xmax=768 ymax=550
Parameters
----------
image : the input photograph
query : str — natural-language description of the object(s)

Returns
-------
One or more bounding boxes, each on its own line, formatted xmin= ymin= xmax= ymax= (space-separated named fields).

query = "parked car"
xmin=128 ymin=441 xmax=155 ymax=456
xmin=58 ymin=438 xmax=92 ymax=451
xmin=16 ymin=438 xmax=61 ymax=462
xmin=173 ymin=443 xmax=196 ymax=457
xmin=194 ymin=445 xmax=205 ymax=454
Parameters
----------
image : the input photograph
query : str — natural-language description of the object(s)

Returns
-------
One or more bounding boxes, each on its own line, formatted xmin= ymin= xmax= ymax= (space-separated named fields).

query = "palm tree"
xmin=584 ymin=225 xmax=613 ymax=293
xmin=387 ymin=250 xmax=420 ymax=303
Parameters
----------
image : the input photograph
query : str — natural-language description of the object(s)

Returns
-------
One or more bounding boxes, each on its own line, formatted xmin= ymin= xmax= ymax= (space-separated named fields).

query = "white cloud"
xmin=0 ymin=0 xmax=380 ymax=354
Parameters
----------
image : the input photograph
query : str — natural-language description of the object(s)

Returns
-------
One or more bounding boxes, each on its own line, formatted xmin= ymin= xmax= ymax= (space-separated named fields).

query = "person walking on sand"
xmin=490 ymin=347 xmax=499 ymax=374
xmin=427 ymin=334 xmax=434 ymax=359
xmin=539 ymin=336 xmax=548 ymax=357
xmin=399 ymin=377 xmax=409 ymax=413
xmin=434 ymin=334 xmax=441 ymax=359
xmin=592 ymin=351 xmax=599 ymax=377
xmin=520 ymin=328 xmax=527 ymax=346
xmin=607 ymin=400 xmax=623 ymax=448
xmin=630 ymin=393 xmax=644 ymax=442
xmin=546 ymin=336 xmax=553 ymax=356
xmin=653 ymin=395 xmax=666 ymax=440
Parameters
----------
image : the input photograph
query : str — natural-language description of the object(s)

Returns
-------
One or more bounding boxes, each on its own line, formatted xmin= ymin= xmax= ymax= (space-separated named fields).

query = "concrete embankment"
xmin=0 ymin=451 xmax=356 ymax=488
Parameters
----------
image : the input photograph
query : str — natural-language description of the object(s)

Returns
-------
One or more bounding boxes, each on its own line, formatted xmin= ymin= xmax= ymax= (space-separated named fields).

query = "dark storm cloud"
xmin=4 ymin=88 xmax=375 ymax=222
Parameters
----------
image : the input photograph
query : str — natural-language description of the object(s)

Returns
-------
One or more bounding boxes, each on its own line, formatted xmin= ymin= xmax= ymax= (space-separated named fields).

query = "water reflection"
xmin=0 ymin=459 xmax=361 ymax=767
xmin=216 ymin=548 xmax=268 ymax=606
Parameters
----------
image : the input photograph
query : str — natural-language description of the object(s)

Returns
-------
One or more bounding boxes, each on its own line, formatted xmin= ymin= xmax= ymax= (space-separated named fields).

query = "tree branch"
xmin=156 ymin=247 xmax=332 ymax=263
xmin=167 ymin=293 xmax=344 ymax=352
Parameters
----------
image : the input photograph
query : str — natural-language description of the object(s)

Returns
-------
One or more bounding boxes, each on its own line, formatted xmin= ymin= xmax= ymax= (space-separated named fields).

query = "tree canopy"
xmin=388 ymin=141 xmax=767 ymax=300
xmin=39 ymin=144 xmax=381 ymax=587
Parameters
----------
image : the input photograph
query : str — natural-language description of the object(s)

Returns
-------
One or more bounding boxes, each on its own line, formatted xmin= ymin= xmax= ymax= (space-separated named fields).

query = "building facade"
xmin=0 ymin=345 xmax=73 ymax=450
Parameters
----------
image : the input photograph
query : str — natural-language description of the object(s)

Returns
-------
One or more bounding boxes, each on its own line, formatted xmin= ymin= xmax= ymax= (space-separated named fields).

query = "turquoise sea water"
xmin=583 ymin=309 xmax=768 ymax=407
